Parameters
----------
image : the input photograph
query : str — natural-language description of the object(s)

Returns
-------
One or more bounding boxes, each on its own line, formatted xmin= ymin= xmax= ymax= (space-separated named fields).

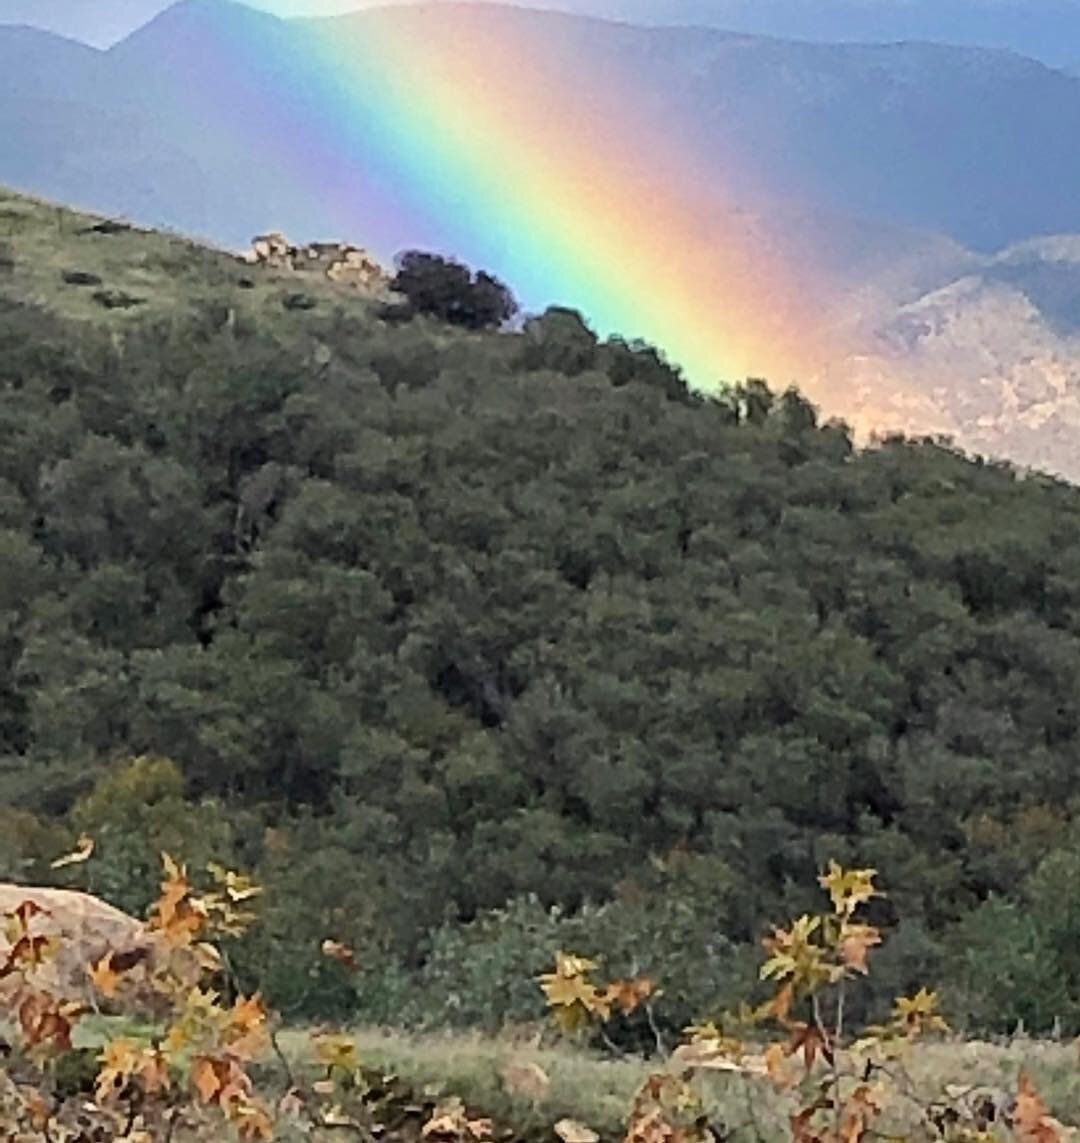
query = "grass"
xmin=270 ymin=1025 xmax=1080 ymax=1142
xmin=0 ymin=184 xmax=386 ymax=331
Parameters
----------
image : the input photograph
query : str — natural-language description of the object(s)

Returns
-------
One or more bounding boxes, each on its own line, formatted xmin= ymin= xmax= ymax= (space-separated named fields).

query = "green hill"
xmin=3 ymin=187 xmax=1080 ymax=1039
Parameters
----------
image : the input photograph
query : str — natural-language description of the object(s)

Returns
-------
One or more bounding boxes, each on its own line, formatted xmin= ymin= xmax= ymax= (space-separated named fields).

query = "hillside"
xmin=5 ymin=187 xmax=1080 ymax=1036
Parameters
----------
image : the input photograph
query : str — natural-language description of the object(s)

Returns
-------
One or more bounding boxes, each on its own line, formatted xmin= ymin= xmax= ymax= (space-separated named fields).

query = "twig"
xmin=644 ymin=1000 xmax=668 ymax=1057
xmin=597 ymin=1025 xmax=626 ymax=1056
xmin=270 ymin=1024 xmax=298 ymax=1091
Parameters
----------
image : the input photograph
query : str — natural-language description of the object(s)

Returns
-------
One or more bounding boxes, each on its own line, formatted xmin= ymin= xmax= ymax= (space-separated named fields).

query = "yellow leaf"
xmin=89 ymin=952 xmax=123 ymax=999
xmin=818 ymin=860 xmax=881 ymax=917
xmin=50 ymin=834 xmax=94 ymax=869
xmin=312 ymin=1031 xmax=361 ymax=1076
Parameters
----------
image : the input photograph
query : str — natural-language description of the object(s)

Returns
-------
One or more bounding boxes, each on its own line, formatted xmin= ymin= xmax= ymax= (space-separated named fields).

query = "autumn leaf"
xmin=784 ymin=1021 xmax=834 ymax=1072
xmin=232 ymin=1098 xmax=274 ymax=1142
xmin=892 ymin=988 xmax=950 ymax=1038
xmin=17 ymin=991 xmax=78 ymax=1053
xmin=191 ymin=1055 xmax=227 ymax=1104
xmin=222 ymin=993 xmax=269 ymax=1061
xmin=90 ymin=952 xmax=123 ymax=998
xmin=818 ymin=861 xmax=881 ymax=918
xmin=207 ymin=863 xmax=262 ymax=903
xmin=839 ymin=1084 xmax=885 ymax=1143
xmin=538 ymin=952 xmax=612 ymax=1025
xmin=840 ymin=923 xmax=882 ymax=974
xmin=790 ymin=1095 xmax=834 ymax=1143
xmin=17 ymin=1084 xmax=53 ymax=1130
xmin=761 ymin=915 xmax=831 ymax=994
xmin=9 ymin=899 xmax=47 ymax=928
xmin=139 ymin=1045 xmax=171 ymax=1096
xmin=602 ymin=976 xmax=659 ymax=1016
xmin=764 ymin=981 xmax=796 ymax=1024
xmin=311 ymin=1031 xmax=361 ymax=1077
xmin=50 ymin=833 xmax=94 ymax=869
xmin=96 ymin=1038 xmax=140 ymax=1101
xmin=1015 ymin=1073 xmax=1071 ymax=1143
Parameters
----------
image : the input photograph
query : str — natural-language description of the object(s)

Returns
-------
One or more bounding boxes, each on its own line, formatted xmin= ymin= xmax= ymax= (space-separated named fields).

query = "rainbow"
xmin=169 ymin=1 xmax=836 ymax=387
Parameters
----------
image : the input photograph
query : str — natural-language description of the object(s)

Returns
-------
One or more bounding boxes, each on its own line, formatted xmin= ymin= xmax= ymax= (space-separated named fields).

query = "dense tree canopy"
xmin=3 ymin=224 xmax=1080 ymax=1035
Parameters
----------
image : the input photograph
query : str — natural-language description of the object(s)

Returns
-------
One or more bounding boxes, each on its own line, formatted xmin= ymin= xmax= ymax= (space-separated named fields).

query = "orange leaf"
xmin=785 ymin=1022 xmax=833 ymax=1072
xmin=192 ymin=1056 xmax=226 ymax=1104
xmin=602 ymin=977 xmax=658 ymax=1016
xmin=1015 ymin=1073 xmax=1069 ymax=1143
xmin=840 ymin=924 xmax=882 ymax=975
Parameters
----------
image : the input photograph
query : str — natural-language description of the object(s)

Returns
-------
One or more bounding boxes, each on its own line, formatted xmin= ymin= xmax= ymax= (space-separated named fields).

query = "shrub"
xmin=392 ymin=251 xmax=518 ymax=330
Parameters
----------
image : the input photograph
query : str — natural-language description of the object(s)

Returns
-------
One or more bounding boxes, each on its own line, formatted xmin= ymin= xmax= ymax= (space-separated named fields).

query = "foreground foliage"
xmin=3 ymin=861 xmax=1078 ymax=1143
xmin=540 ymin=865 xmax=1077 ymax=1143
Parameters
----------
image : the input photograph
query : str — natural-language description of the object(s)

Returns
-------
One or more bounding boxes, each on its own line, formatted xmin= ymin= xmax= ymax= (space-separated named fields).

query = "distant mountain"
xmin=566 ymin=1 xmax=1080 ymax=75
xmin=7 ymin=0 xmax=1080 ymax=74
xmin=0 ymin=0 xmax=168 ymax=48
xmin=811 ymin=237 xmax=1080 ymax=478
xmin=5 ymin=0 xmax=1080 ymax=255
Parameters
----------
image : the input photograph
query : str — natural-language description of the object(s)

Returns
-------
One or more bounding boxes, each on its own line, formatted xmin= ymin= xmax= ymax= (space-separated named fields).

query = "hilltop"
xmin=5 ymin=188 xmax=1080 ymax=1037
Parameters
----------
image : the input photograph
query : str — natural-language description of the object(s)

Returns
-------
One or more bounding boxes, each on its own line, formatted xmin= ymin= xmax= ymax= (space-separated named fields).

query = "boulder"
xmin=0 ymin=885 xmax=155 ymax=1011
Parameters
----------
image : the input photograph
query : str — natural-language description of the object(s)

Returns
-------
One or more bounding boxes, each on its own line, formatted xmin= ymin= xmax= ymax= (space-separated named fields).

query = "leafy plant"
xmin=542 ymin=863 xmax=1076 ymax=1143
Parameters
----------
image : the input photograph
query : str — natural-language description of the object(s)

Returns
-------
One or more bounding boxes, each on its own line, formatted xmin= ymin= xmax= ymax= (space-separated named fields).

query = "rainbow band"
xmin=174 ymin=2 xmax=832 ymax=386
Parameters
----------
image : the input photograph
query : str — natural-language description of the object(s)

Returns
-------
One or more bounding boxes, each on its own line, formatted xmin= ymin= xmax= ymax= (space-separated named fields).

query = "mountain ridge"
xmin=7 ymin=0 xmax=1080 ymax=74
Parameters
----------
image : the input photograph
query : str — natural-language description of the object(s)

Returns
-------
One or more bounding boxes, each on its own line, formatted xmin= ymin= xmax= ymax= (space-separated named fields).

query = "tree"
xmin=392 ymin=251 xmax=518 ymax=330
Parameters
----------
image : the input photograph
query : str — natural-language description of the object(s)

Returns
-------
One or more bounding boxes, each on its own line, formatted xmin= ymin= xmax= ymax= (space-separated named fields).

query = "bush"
xmin=392 ymin=251 xmax=518 ymax=330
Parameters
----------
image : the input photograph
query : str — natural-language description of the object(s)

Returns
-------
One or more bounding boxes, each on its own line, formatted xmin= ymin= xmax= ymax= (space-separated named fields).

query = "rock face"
xmin=246 ymin=232 xmax=391 ymax=293
xmin=0 ymin=884 xmax=153 ymax=1009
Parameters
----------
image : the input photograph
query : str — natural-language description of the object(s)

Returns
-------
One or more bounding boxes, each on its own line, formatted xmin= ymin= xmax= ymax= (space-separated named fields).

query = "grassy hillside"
xmin=0 ymin=186 xmax=378 ymax=326
xmin=5 ymin=187 xmax=1080 ymax=1046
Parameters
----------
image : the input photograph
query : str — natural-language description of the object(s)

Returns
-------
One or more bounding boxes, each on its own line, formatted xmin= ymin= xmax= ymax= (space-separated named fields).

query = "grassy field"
xmin=270 ymin=1025 xmax=1080 ymax=1141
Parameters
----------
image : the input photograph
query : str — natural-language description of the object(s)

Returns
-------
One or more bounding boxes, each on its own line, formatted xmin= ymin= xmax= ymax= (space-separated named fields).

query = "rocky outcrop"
xmin=246 ymin=232 xmax=390 ymax=292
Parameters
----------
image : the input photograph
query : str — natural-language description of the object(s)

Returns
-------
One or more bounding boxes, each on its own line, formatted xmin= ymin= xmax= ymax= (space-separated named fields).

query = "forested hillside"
xmin=4 ymin=188 xmax=1080 ymax=1040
